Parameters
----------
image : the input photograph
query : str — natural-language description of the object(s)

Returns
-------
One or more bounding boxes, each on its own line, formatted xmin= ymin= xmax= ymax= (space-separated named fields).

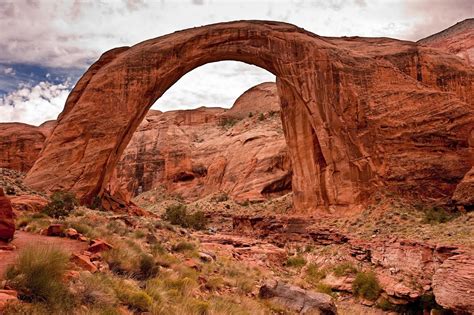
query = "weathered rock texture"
xmin=109 ymin=83 xmax=289 ymax=203
xmin=432 ymin=253 xmax=474 ymax=313
xmin=259 ymin=279 xmax=337 ymax=315
xmin=23 ymin=21 xmax=474 ymax=212
xmin=0 ymin=121 xmax=55 ymax=172
xmin=0 ymin=188 xmax=15 ymax=242
xmin=418 ymin=18 xmax=473 ymax=66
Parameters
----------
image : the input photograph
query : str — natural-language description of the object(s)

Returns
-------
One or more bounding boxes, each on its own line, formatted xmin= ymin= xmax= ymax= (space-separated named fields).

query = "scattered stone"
xmin=65 ymin=228 xmax=80 ymax=239
xmin=46 ymin=224 xmax=64 ymax=237
xmin=198 ymin=251 xmax=215 ymax=263
xmin=88 ymin=239 xmax=113 ymax=253
xmin=71 ymin=254 xmax=98 ymax=273
xmin=259 ymin=279 xmax=337 ymax=315
xmin=0 ymin=290 xmax=18 ymax=311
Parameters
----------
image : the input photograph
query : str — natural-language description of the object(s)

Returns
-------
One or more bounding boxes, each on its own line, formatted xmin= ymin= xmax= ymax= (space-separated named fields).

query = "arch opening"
xmin=24 ymin=21 xmax=366 ymax=213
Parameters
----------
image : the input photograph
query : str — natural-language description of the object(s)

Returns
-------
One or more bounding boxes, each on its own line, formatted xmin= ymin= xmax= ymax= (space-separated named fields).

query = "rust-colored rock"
xmin=71 ymin=253 xmax=97 ymax=273
xmin=9 ymin=195 xmax=48 ymax=212
xmin=432 ymin=253 xmax=474 ymax=313
xmin=418 ymin=18 xmax=473 ymax=66
xmin=87 ymin=239 xmax=113 ymax=253
xmin=109 ymin=86 xmax=290 ymax=202
xmin=0 ymin=121 xmax=55 ymax=172
xmin=0 ymin=188 xmax=15 ymax=242
xmin=23 ymin=21 xmax=474 ymax=212
xmin=46 ymin=224 xmax=64 ymax=237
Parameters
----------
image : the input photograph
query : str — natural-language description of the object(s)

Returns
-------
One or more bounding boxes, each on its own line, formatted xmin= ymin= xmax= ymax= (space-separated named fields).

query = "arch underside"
xmin=24 ymin=21 xmax=474 ymax=212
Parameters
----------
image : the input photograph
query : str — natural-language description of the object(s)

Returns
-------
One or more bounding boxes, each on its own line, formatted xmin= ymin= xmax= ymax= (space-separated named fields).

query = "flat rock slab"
xmin=259 ymin=279 xmax=337 ymax=315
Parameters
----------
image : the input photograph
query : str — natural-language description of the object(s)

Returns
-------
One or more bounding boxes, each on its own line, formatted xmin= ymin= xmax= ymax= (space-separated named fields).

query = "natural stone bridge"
xmin=24 ymin=21 xmax=473 ymax=212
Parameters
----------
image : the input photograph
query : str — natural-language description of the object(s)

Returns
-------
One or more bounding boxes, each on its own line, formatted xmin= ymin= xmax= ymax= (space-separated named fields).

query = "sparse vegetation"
xmin=218 ymin=117 xmax=239 ymax=128
xmin=332 ymin=262 xmax=358 ymax=277
xmin=6 ymin=246 xmax=71 ymax=308
xmin=352 ymin=270 xmax=381 ymax=301
xmin=422 ymin=206 xmax=458 ymax=224
xmin=42 ymin=191 xmax=78 ymax=218
xmin=258 ymin=112 xmax=265 ymax=121
xmin=163 ymin=203 xmax=208 ymax=230
xmin=286 ymin=255 xmax=306 ymax=268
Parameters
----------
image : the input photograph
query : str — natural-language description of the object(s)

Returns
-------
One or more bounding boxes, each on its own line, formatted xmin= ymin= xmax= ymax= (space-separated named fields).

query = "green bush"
xmin=163 ymin=204 xmax=207 ymax=230
xmin=138 ymin=254 xmax=160 ymax=280
xmin=163 ymin=204 xmax=188 ymax=226
xmin=6 ymin=246 xmax=71 ymax=306
xmin=286 ymin=255 xmax=306 ymax=268
xmin=42 ymin=191 xmax=78 ymax=218
xmin=219 ymin=117 xmax=239 ymax=128
xmin=333 ymin=262 xmax=358 ymax=277
xmin=423 ymin=206 xmax=457 ymax=224
xmin=306 ymin=263 xmax=326 ymax=282
xmin=352 ymin=271 xmax=381 ymax=301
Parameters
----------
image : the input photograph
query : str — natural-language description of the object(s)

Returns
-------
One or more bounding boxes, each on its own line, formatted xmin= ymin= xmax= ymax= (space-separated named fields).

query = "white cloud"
xmin=0 ymin=81 xmax=70 ymax=125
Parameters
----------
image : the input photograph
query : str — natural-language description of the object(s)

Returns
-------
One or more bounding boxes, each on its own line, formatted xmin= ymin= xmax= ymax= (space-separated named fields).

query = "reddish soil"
xmin=0 ymin=231 xmax=88 ymax=278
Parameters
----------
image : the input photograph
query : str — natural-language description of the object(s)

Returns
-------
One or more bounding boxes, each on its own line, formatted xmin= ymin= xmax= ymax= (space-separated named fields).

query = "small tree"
xmin=42 ymin=191 xmax=78 ymax=218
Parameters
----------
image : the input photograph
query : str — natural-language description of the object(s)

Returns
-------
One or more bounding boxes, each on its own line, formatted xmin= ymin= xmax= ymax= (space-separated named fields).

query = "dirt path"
xmin=0 ymin=231 xmax=88 ymax=278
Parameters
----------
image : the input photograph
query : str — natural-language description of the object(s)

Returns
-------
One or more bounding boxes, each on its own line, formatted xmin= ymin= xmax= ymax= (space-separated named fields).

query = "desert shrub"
xmin=172 ymin=241 xmax=195 ymax=252
xmin=286 ymin=255 xmax=306 ymax=268
xmin=306 ymin=263 xmax=326 ymax=283
xmin=352 ymin=270 xmax=381 ymax=301
xmin=138 ymin=254 xmax=160 ymax=280
xmin=163 ymin=204 xmax=207 ymax=230
xmin=163 ymin=204 xmax=188 ymax=226
xmin=219 ymin=117 xmax=239 ymax=128
xmin=6 ymin=246 xmax=71 ymax=306
xmin=258 ymin=113 xmax=265 ymax=121
xmin=422 ymin=206 xmax=458 ymax=224
xmin=42 ymin=191 xmax=78 ymax=218
xmin=333 ymin=262 xmax=358 ymax=277
xmin=76 ymin=273 xmax=118 ymax=307
xmin=248 ymin=112 xmax=254 ymax=118
xmin=186 ymin=211 xmax=208 ymax=230
xmin=316 ymin=283 xmax=334 ymax=296
xmin=103 ymin=248 xmax=138 ymax=276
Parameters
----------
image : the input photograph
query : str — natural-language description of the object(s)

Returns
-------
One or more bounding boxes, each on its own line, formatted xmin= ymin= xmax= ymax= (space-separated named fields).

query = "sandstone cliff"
xmin=109 ymin=82 xmax=289 ymax=203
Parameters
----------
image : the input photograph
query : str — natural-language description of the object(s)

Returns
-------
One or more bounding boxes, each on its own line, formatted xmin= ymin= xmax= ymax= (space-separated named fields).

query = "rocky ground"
xmin=0 ymin=169 xmax=472 ymax=314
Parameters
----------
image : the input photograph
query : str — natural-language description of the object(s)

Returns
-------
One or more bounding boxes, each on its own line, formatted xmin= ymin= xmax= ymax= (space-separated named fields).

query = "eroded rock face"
xmin=0 ymin=188 xmax=15 ymax=242
xmin=109 ymin=84 xmax=290 ymax=202
xmin=0 ymin=121 xmax=55 ymax=172
xmin=24 ymin=21 xmax=474 ymax=212
xmin=432 ymin=253 xmax=474 ymax=313
xmin=418 ymin=18 xmax=473 ymax=66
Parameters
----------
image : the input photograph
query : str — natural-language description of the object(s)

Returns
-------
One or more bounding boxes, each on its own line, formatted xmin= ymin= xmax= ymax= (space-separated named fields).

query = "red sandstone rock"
xmin=71 ymin=253 xmax=97 ymax=273
xmin=87 ymin=239 xmax=113 ymax=253
xmin=23 ymin=21 xmax=473 ymax=212
xmin=418 ymin=18 xmax=473 ymax=66
xmin=46 ymin=224 xmax=64 ymax=236
xmin=0 ymin=189 xmax=15 ymax=242
xmin=10 ymin=195 xmax=48 ymax=212
xmin=109 ymin=89 xmax=290 ymax=202
xmin=432 ymin=253 xmax=474 ymax=313
xmin=0 ymin=121 xmax=55 ymax=172
xmin=0 ymin=290 xmax=18 ymax=311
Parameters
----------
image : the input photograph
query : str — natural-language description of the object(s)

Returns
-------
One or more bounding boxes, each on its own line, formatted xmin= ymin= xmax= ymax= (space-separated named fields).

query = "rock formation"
xmin=11 ymin=20 xmax=474 ymax=212
xmin=109 ymin=82 xmax=289 ymax=203
xmin=0 ymin=121 xmax=55 ymax=172
xmin=0 ymin=188 xmax=15 ymax=242
xmin=418 ymin=18 xmax=473 ymax=66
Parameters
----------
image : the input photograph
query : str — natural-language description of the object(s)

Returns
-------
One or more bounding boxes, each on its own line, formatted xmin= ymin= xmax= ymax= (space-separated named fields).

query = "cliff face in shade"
xmin=109 ymin=85 xmax=290 ymax=203
xmin=0 ymin=121 xmax=56 ymax=172
xmin=22 ymin=21 xmax=474 ymax=212
xmin=418 ymin=18 xmax=474 ymax=66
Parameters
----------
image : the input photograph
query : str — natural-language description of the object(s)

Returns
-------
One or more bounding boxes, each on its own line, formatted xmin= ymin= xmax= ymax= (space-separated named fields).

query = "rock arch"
xmin=24 ymin=21 xmax=474 ymax=212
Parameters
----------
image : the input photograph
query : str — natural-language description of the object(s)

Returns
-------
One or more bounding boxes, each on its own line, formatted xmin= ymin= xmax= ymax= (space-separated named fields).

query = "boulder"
xmin=259 ymin=279 xmax=337 ymax=315
xmin=46 ymin=224 xmax=64 ymax=237
xmin=10 ymin=195 xmax=48 ymax=212
xmin=87 ymin=239 xmax=113 ymax=253
xmin=0 ymin=188 xmax=15 ymax=242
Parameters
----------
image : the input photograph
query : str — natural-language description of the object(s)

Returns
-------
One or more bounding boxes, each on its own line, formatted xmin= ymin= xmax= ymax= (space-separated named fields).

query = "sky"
xmin=0 ymin=0 xmax=472 ymax=125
